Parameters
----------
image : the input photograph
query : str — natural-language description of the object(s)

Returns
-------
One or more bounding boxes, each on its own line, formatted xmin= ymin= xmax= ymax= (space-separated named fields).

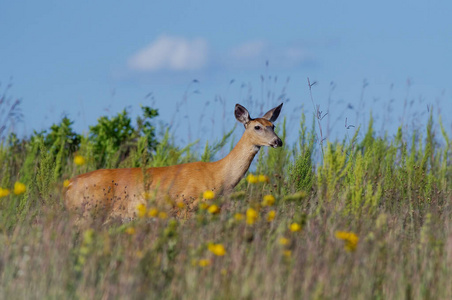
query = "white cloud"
xmin=227 ymin=40 xmax=314 ymax=69
xmin=126 ymin=36 xmax=315 ymax=75
xmin=284 ymin=46 xmax=310 ymax=63
xmin=128 ymin=35 xmax=209 ymax=72
xmin=230 ymin=40 xmax=267 ymax=59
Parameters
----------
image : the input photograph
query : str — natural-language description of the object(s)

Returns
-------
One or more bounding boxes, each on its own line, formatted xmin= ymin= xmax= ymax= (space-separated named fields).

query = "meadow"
xmin=0 ymin=86 xmax=451 ymax=299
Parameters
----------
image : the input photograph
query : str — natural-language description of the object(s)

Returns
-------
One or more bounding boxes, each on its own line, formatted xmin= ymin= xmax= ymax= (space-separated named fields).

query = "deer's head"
xmin=235 ymin=103 xmax=283 ymax=148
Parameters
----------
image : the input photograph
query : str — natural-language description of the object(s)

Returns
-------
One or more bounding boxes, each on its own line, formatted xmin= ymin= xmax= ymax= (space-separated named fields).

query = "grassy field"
xmin=0 ymin=101 xmax=451 ymax=299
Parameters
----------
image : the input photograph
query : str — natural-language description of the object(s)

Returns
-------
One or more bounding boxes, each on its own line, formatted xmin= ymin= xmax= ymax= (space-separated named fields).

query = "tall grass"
xmin=0 ymin=96 xmax=451 ymax=299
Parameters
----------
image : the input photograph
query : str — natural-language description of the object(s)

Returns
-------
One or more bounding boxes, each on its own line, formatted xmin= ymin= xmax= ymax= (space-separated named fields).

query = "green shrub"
xmin=88 ymin=106 xmax=159 ymax=168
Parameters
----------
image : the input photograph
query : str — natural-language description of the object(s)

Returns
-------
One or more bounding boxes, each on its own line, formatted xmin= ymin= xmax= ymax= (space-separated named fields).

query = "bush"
xmin=88 ymin=106 xmax=159 ymax=168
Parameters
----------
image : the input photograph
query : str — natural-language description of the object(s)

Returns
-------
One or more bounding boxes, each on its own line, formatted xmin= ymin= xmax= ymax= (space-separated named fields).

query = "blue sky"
xmin=1 ymin=0 xmax=451 ymax=148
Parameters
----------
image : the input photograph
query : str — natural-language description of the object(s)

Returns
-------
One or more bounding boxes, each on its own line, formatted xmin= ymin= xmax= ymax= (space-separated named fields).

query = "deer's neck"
xmin=215 ymin=132 xmax=260 ymax=192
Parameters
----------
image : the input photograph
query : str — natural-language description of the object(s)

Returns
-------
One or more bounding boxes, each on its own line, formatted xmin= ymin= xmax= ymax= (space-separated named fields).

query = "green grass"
xmin=0 ymin=107 xmax=451 ymax=299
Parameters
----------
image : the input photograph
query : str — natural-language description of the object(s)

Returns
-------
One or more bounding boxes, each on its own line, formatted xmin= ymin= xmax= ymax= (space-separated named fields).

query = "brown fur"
xmin=64 ymin=104 xmax=283 ymax=223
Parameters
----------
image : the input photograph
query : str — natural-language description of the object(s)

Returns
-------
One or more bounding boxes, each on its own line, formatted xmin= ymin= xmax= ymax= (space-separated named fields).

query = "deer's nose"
xmin=271 ymin=138 xmax=283 ymax=148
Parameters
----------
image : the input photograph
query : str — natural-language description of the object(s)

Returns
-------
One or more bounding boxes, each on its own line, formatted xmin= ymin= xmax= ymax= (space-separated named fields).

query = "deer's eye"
xmin=254 ymin=125 xmax=261 ymax=131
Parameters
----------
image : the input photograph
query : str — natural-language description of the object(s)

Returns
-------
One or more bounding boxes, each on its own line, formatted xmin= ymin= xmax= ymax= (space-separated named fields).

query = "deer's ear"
xmin=235 ymin=104 xmax=251 ymax=125
xmin=262 ymin=103 xmax=283 ymax=122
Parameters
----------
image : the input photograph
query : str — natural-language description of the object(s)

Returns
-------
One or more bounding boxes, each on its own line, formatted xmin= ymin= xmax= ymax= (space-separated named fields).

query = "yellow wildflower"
xmin=199 ymin=202 xmax=209 ymax=210
xmin=63 ymin=179 xmax=70 ymax=188
xmin=82 ymin=228 xmax=95 ymax=244
xmin=148 ymin=207 xmax=159 ymax=217
xmin=176 ymin=201 xmax=185 ymax=208
xmin=158 ymin=211 xmax=168 ymax=219
xmin=335 ymin=231 xmax=359 ymax=252
xmin=279 ymin=237 xmax=290 ymax=246
xmin=13 ymin=182 xmax=26 ymax=195
xmin=208 ymin=243 xmax=226 ymax=256
xmin=246 ymin=174 xmax=258 ymax=184
xmin=198 ymin=259 xmax=211 ymax=267
xmin=267 ymin=210 xmax=276 ymax=222
xmin=246 ymin=208 xmax=259 ymax=225
xmin=79 ymin=245 xmax=90 ymax=256
xmin=0 ymin=188 xmax=10 ymax=198
xmin=262 ymin=194 xmax=276 ymax=206
xmin=125 ymin=227 xmax=136 ymax=235
xmin=203 ymin=190 xmax=215 ymax=200
xmin=234 ymin=213 xmax=245 ymax=221
xmin=289 ymin=222 xmax=302 ymax=232
xmin=283 ymin=250 xmax=292 ymax=257
xmin=74 ymin=155 xmax=86 ymax=166
xmin=258 ymin=174 xmax=270 ymax=183
xmin=207 ymin=204 xmax=220 ymax=214
xmin=137 ymin=203 xmax=147 ymax=218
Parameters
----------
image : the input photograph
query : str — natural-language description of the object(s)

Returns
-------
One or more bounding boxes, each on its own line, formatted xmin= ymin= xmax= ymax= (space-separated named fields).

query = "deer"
xmin=64 ymin=103 xmax=283 ymax=224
